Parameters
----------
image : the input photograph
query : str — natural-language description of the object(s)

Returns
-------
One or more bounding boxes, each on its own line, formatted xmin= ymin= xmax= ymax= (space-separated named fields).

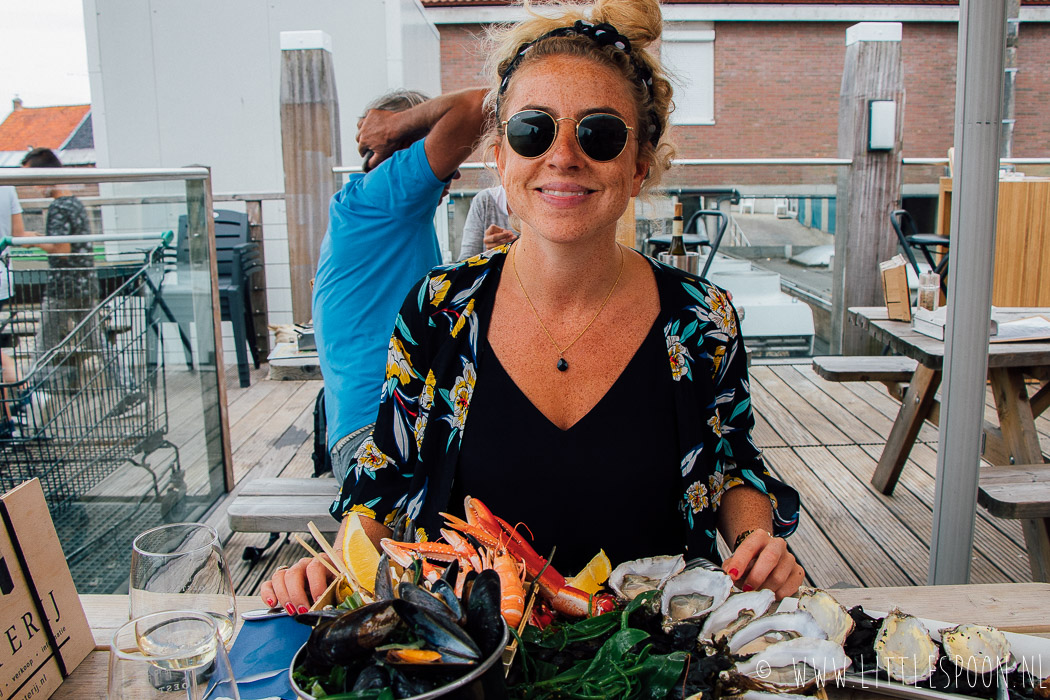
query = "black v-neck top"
xmin=453 ymin=319 xmax=684 ymax=575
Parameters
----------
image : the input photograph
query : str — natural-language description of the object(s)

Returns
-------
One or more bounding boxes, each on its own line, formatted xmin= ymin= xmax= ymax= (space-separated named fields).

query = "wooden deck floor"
xmin=217 ymin=361 xmax=1046 ymax=599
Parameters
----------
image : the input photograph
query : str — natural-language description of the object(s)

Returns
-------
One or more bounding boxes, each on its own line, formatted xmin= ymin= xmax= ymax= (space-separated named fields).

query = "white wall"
xmin=83 ymin=0 xmax=441 ymax=194
xmin=84 ymin=0 xmax=441 ymax=362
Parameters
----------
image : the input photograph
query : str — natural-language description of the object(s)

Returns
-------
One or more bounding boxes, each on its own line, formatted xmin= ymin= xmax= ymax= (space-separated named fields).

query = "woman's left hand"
xmin=721 ymin=530 xmax=805 ymax=599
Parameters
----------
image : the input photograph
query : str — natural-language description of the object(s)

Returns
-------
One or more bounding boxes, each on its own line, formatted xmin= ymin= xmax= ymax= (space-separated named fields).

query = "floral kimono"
xmin=331 ymin=247 xmax=799 ymax=562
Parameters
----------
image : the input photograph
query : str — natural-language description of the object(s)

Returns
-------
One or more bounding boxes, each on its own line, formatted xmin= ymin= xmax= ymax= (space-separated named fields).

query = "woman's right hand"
xmin=259 ymin=555 xmax=337 ymax=615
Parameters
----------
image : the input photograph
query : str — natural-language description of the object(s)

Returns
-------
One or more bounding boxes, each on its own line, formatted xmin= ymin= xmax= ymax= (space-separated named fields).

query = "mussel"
xmin=304 ymin=599 xmax=402 ymax=666
xmin=392 ymin=598 xmax=482 ymax=663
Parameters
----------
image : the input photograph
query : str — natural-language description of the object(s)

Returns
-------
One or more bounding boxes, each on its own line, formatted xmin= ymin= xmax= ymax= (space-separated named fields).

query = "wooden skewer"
xmin=292 ymin=534 xmax=343 ymax=579
xmin=306 ymin=521 xmax=362 ymax=591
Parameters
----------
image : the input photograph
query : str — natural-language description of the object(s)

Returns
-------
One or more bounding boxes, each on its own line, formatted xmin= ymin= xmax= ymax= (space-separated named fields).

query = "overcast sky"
xmin=0 ymin=0 xmax=91 ymax=124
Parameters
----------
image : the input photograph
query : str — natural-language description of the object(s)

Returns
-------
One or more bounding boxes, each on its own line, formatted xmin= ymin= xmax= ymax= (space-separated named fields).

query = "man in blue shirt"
xmin=313 ymin=87 xmax=487 ymax=486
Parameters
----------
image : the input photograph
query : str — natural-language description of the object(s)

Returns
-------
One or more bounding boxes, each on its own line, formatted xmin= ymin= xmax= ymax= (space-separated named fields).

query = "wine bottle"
xmin=668 ymin=201 xmax=687 ymax=256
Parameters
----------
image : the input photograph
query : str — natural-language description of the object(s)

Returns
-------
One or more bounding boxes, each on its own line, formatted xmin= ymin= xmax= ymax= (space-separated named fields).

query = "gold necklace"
xmin=512 ymin=243 xmax=626 ymax=372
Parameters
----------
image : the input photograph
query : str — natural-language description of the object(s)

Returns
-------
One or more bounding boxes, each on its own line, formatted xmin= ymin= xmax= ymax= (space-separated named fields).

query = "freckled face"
xmin=495 ymin=54 xmax=649 ymax=246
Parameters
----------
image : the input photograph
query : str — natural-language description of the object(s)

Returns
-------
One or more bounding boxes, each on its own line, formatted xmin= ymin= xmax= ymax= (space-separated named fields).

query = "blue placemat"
xmin=223 ymin=615 xmax=311 ymax=699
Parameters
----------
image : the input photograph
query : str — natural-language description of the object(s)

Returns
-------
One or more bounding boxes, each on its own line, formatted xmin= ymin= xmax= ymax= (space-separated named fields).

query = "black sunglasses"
xmin=501 ymin=109 xmax=635 ymax=162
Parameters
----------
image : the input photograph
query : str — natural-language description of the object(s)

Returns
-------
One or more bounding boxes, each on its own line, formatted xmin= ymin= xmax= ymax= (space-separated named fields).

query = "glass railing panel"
xmin=0 ymin=167 xmax=229 ymax=594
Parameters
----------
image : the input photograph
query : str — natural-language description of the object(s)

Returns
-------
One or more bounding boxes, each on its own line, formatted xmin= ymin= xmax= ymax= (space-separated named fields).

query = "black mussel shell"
xmin=398 ymin=581 xmax=459 ymax=623
xmin=392 ymin=598 xmax=481 ymax=662
xmin=291 ymin=608 xmax=344 ymax=628
xmin=351 ymin=662 xmax=390 ymax=691
xmin=374 ymin=552 xmax=396 ymax=601
xmin=442 ymin=558 xmax=460 ymax=585
xmin=311 ymin=599 xmax=401 ymax=666
xmin=387 ymin=663 xmax=444 ymax=698
xmin=431 ymin=578 xmax=464 ymax=621
xmin=464 ymin=568 xmax=505 ymax=657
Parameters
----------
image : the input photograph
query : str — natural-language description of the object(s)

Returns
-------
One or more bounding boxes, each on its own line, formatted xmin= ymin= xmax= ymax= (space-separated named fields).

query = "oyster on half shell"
xmin=873 ymin=609 xmax=940 ymax=684
xmin=940 ymin=623 xmax=1015 ymax=675
xmin=659 ymin=567 xmax=734 ymax=622
xmin=608 ymin=554 xmax=685 ymax=600
xmin=699 ymin=589 xmax=777 ymax=642
xmin=797 ymin=588 xmax=855 ymax=646
xmin=729 ymin=637 xmax=852 ymax=692
xmin=727 ymin=611 xmax=827 ymax=656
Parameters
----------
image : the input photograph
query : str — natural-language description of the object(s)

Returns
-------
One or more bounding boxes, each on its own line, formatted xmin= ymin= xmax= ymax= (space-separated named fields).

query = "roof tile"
xmin=0 ymin=104 xmax=91 ymax=153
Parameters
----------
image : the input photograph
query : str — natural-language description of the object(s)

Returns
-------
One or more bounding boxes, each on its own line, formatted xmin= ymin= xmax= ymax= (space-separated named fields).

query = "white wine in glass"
xmin=109 ymin=611 xmax=239 ymax=700
xmin=130 ymin=523 xmax=237 ymax=648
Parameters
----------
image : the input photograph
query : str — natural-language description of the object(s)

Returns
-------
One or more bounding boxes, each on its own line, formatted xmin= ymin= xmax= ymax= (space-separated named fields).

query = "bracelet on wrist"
xmin=733 ymin=528 xmax=772 ymax=551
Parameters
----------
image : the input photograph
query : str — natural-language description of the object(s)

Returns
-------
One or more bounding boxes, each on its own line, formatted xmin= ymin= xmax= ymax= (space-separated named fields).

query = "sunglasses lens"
xmin=506 ymin=110 xmax=556 ymax=158
xmin=577 ymin=114 xmax=629 ymax=161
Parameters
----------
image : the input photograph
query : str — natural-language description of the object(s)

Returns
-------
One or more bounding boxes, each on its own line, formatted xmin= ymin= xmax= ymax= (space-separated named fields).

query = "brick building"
xmin=422 ymin=1 xmax=1050 ymax=196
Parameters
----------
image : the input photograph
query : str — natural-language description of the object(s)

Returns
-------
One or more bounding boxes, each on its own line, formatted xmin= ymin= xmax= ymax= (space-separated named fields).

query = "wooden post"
xmin=244 ymin=199 xmax=271 ymax=357
xmin=831 ymin=23 xmax=904 ymax=354
xmin=280 ymin=31 xmax=341 ymax=324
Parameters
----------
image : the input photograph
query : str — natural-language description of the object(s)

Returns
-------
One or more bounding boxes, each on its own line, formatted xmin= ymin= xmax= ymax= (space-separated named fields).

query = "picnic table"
xmin=849 ymin=306 xmax=1050 ymax=580
xmin=55 ymin=584 xmax=1050 ymax=697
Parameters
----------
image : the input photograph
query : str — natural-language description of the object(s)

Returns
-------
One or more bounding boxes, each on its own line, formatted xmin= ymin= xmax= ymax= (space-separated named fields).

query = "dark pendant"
xmin=557 ymin=358 xmax=569 ymax=372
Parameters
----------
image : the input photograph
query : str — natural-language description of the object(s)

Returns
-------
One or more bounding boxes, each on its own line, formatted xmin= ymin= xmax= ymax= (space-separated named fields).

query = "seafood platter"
xmin=288 ymin=496 xmax=1050 ymax=699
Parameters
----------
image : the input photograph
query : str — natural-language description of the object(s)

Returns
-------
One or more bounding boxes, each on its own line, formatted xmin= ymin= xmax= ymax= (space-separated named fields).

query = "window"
xmin=661 ymin=24 xmax=715 ymax=125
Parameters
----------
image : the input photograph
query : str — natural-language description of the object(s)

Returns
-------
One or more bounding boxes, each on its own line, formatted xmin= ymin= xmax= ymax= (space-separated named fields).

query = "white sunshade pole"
xmin=929 ymin=0 xmax=1008 ymax=584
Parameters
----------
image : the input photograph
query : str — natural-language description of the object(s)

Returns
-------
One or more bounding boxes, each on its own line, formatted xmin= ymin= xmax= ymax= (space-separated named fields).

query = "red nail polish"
xmin=728 ymin=568 xmax=739 ymax=578
xmin=742 ymin=584 xmax=754 ymax=592
xmin=298 ymin=606 xmax=309 ymax=615
xmin=265 ymin=598 xmax=275 ymax=608
xmin=285 ymin=603 xmax=296 ymax=616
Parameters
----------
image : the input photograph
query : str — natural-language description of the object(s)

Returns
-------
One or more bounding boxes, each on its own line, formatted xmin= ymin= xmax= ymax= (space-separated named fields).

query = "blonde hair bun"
xmin=590 ymin=0 xmax=663 ymax=48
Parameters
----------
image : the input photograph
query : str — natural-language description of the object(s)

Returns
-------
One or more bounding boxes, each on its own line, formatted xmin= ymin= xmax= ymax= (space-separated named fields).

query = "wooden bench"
xmin=812 ymin=355 xmax=918 ymax=400
xmin=227 ymin=477 xmax=339 ymax=535
xmin=978 ymin=464 xmax=1050 ymax=581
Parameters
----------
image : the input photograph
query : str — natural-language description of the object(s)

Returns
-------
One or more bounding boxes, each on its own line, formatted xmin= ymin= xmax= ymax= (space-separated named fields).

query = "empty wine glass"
xmin=130 ymin=523 xmax=237 ymax=648
xmin=108 ymin=610 xmax=239 ymax=700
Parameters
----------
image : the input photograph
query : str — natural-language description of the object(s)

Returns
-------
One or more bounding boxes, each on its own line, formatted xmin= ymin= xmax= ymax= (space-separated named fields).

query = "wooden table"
xmin=849 ymin=306 xmax=1050 ymax=579
xmin=57 ymin=586 xmax=1050 ymax=698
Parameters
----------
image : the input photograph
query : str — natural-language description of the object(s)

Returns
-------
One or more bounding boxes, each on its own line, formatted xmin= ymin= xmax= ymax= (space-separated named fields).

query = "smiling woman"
xmin=267 ymin=0 xmax=806 ymax=616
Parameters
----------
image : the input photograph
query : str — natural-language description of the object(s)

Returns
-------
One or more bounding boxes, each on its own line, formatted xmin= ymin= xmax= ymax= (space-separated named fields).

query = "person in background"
xmin=19 ymin=148 xmax=99 ymax=355
xmin=457 ymin=184 xmax=517 ymax=260
xmin=265 ymin=0 xmax=804 ymax=614
xmin=311 ymin=88 xmax=487 ymax=484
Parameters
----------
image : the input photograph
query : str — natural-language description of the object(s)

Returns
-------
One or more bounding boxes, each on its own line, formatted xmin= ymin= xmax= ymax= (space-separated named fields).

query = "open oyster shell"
xmin=729 ymin=637 xmax=852 ymax=692
xmin=727 ymin=611 xmax=827 ymax=656
xmin=659 ymin=567 xmax=734 ymax=622
xmin=699 ymin=589 xmax=777 ymax=642
xmin=797 ymin=588 xmax=855 ymax=646
xmin=608 ymin=554 xmax=685 ymax=600
xmin=873 ymin=609 xmax=940 ymax=684
xmin=940 ymin=623 xmax=1015 ymax=675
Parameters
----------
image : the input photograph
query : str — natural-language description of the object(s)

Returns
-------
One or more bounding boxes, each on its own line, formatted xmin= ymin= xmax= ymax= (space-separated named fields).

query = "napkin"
xmin=223 ymin=615 xmax=311 ymax=700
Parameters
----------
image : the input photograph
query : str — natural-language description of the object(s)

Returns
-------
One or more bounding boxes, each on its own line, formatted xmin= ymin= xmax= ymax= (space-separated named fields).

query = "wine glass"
xmin=130 ymin=523 xmax=237 ymax=648
xmin=108 ymin=610 xmax=240 ymax=700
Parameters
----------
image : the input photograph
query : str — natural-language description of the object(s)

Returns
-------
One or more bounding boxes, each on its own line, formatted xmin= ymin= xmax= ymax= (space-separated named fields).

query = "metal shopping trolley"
xmin=0 ymin=231 xmax=185 ymax=588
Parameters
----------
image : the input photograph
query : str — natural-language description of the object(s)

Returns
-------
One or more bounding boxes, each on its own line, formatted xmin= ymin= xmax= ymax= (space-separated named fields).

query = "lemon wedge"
xmin=566 ymin=549 xmax=612 ymax=595
xmin=342 ymin=513 xmax=381 ymax=594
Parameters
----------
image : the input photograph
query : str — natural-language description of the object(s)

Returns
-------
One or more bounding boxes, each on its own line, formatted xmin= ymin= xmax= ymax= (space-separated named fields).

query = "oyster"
xmin=699 ymin=589 xmax=776 ymax=642
xmin=797 ymin=588 xmax=855 ymax=646
xmin=730 ymin=637 xmax=851 ymax=692
xmin=660 ymin=568 xmax=733 ymax=622
xmin=940 ymin=623 xmax=1014 ymax=675
xmin=727 ymin=611 xmax=827 ymax=656
xmin=608 ymin=554 xmax=685 ymax=600
xmin=873 ymin=609 xmax=940 ymax=684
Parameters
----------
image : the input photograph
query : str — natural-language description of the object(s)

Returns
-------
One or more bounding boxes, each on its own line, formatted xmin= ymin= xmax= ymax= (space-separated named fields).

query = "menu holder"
xmin=880 ymin=255 xmax=912 ymax=322
xmin=0 ymin=479 xmax=93 ymax=700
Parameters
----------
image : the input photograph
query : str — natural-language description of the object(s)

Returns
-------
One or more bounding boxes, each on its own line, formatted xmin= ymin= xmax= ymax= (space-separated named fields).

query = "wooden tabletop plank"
xmin=979 ymin=464 xmax=1050 ymax=518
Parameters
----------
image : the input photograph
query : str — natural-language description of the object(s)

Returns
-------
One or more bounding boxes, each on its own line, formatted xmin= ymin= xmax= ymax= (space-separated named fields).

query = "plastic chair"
xmin=773 ymin=198 xmax=793 ymax=219
xmin=739 ymin=198 xmax=755 ymax=215
xmin=164 ymin=210 xmax=263 ymax=387
xmin=890 ymin=209 xmax=949 ymax=292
